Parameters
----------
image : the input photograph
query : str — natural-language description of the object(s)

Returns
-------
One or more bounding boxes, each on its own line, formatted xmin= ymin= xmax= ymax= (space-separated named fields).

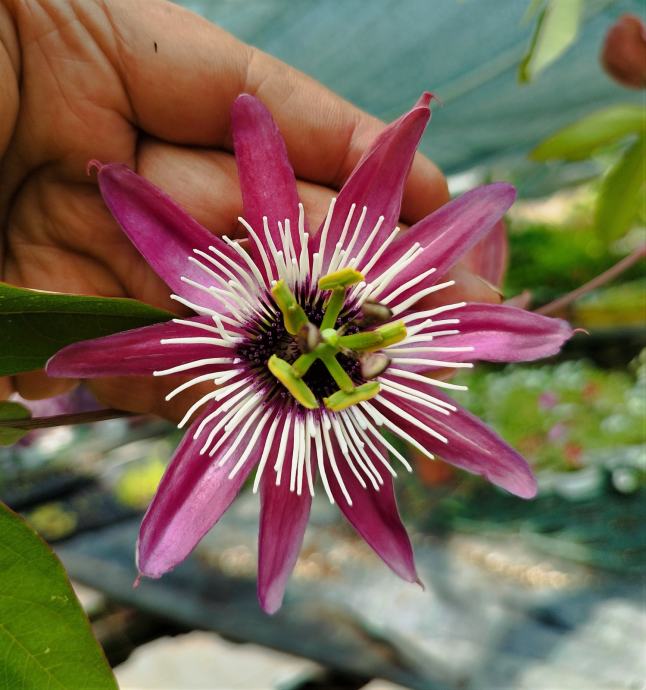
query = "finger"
xmin=13 ymin=370 xmax=77 ymax=400
xmin=137 ymin=138 xmax=347 ymax=234
xmin=0 ymin=2 xmax=18 ymax=155
xmin=0 ymin=376 xmax=13 ymax=400
xmin=102 ymin=0 xmax=448 ymax=220
xmin=88 ymin=375 xmax=214 ymax=425
xmin=418 ymin=264 xmax=502 ymax=311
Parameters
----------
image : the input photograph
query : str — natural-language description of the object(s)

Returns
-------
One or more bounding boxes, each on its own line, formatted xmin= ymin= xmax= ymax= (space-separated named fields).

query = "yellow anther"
xmin=324 ymin=382 xmax=381 ymax=411
xmin=267 ymin=355 xmax=318 ymax=409
xmin=271 ymin=280 xmax=309 ymax=335
xmin=318 ymin=267 xmax=364 ymax=291
xmin=363 ymin=321 xmax=407 ymax=352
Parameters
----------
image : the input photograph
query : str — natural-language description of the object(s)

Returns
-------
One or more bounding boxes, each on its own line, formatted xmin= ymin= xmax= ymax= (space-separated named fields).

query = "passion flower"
xmin=47 ymin=93 xmax=572 ymax=613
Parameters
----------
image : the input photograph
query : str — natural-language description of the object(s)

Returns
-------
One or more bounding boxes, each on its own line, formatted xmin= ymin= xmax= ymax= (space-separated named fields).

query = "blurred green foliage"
xmin=453 ymin=355 xmax=645 ymax=476
xmin=504 ymin=220 xmax=643 ymax=305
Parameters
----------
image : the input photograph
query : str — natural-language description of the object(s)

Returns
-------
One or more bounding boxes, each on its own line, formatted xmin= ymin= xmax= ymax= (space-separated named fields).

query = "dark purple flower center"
xmin=236 ymin=290 xmax=364 ymax=404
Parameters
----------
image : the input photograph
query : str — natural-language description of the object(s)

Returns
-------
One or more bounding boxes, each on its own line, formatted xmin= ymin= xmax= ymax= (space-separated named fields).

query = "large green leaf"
xmin=0 ymin=283 xmax=173 ymax=376
xmin=531 ymin=105 xmax=646 ymax=161
xmin=0 ymin=401 xmax=31 ymax=446
xmin=519 ymin=0 xmax=582 ymax=84
xmin=0 ymin=502 xmax=117 ymax=690
xmin=596 ymin=136 xmax=646 ymax=241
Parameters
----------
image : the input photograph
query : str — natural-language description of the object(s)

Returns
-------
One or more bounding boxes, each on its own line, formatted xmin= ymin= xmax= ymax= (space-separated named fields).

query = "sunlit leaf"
xmin=0 ymin=502 xmax=118 ymax=690
xmin=0 ymin=401 xmax=31 ymax=446
xmin=531 ymin=105 xmax=645 ymax=161
xmin=596 ymin=135 xmax=646 ymax=241
xmin=0 ymin=283 xmax=173 ymax=376
xmin=519 ymin=0 xmax=582 ymax=84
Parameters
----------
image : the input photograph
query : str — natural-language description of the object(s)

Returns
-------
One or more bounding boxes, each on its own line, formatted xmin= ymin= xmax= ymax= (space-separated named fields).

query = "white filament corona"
xmin=155 ymin=200 xmax=474 ymax=505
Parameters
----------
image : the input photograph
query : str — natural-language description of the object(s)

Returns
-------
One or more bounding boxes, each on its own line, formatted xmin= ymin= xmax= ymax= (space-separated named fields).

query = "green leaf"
xmin=519 ymin=0 xmax=582 ymax=84
xmin=531 ymin=105 xmax=646 ymax=161
xmin=596 ymin=136 xmax=646 ymax=242
xmin=0 ymin=502 xmax=117 ymax=690
xmin=0 ymin=283 xmax=173 ymax=376
xmin=0 ymin=401 xmax=31 ymax=446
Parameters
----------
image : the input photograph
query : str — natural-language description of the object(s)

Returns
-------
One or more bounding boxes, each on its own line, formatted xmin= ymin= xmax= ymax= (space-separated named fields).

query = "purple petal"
xmin=46 ymin=317 xmax=233 ymax=378
xmin=96 ymin=163 xmax=238 ymax=311
xmin=394 ymin=304 xmax=573 ymax=367
xmin=374 ymin=392 xmax=537 ymax=498
xmin=462 ymin=219 xmax=508 ymax=287
xmin=373 ymin=184 xmax=515 ymax=301
xmin=137 ymin=406 xmax=258 ymax=578
xmin=329 ymin=439 xmax=418 ymax=582
xmin=231 ymin=95 xmax=302 ymax=276
xmin=258 ymin=463 xmax=312 ymax=614
xmin=317 ymin=94 xmax=432 ymax=272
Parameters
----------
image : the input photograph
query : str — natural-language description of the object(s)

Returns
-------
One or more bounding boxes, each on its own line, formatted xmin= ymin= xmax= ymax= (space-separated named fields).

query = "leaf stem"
xmin=536 ymin=244 xmax=646 ymax=316
xmin=0 ymin=409 xmax=135 ymax=430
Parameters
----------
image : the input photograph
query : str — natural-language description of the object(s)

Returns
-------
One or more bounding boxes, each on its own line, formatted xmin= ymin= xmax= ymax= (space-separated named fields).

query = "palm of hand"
xmin=0 ymin=0 xmax=456 ymax=415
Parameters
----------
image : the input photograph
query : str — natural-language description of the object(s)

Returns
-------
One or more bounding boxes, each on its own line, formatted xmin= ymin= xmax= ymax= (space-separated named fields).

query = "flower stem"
xmin=0 ymin=408 xmax=134 ymax=430
xmin=537 ymin=244 xmax=646 ymax=316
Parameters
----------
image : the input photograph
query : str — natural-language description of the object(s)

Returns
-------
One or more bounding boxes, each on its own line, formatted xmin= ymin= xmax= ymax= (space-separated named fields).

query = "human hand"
xmin=0 ymin=0 xmax=495 ymax=420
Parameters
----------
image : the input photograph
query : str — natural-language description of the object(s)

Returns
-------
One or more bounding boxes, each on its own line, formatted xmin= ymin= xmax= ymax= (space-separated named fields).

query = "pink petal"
xmin=96 ymin=163 xmax=237 ymax=311
xmin=231 ymin=95 xmax=302 ymax=277
xmin=374 ymin=184 xmax=515 ymax=302
xmin=394 ymin=304 xmax=573 ymax=367
xmin=316 ymin=93 xmax=433 ymax=272
xmin=329 ymin=439 xmax=418 ymax=583
xmin=375 ymin=392 xmax=537 ymax=498
xmin=258 ymin=461 xmax=312 ymax=614
xmin=46 ymin=317 xmax=233 ymax=378
xmin=462 ymin=219 xmax=508 ymax=287
xmin=137 ymin=407 xmax=258 ymax=578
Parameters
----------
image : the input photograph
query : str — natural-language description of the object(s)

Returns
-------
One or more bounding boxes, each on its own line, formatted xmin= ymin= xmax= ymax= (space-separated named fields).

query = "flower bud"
xmin=601 ymin=14 xmax=646 ymax=89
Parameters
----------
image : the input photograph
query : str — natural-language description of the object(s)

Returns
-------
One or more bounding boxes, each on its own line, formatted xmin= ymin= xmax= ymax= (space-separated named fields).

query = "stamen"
xmin=324 ymin=382 xmax=381 ymax=411
xmin=271 ymin=280 xmax=309 ymax=334
xmin=318 ymin=267 xmax=364 ymax=291
xmin=268 ymin=355 xmax=318 ymax=409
